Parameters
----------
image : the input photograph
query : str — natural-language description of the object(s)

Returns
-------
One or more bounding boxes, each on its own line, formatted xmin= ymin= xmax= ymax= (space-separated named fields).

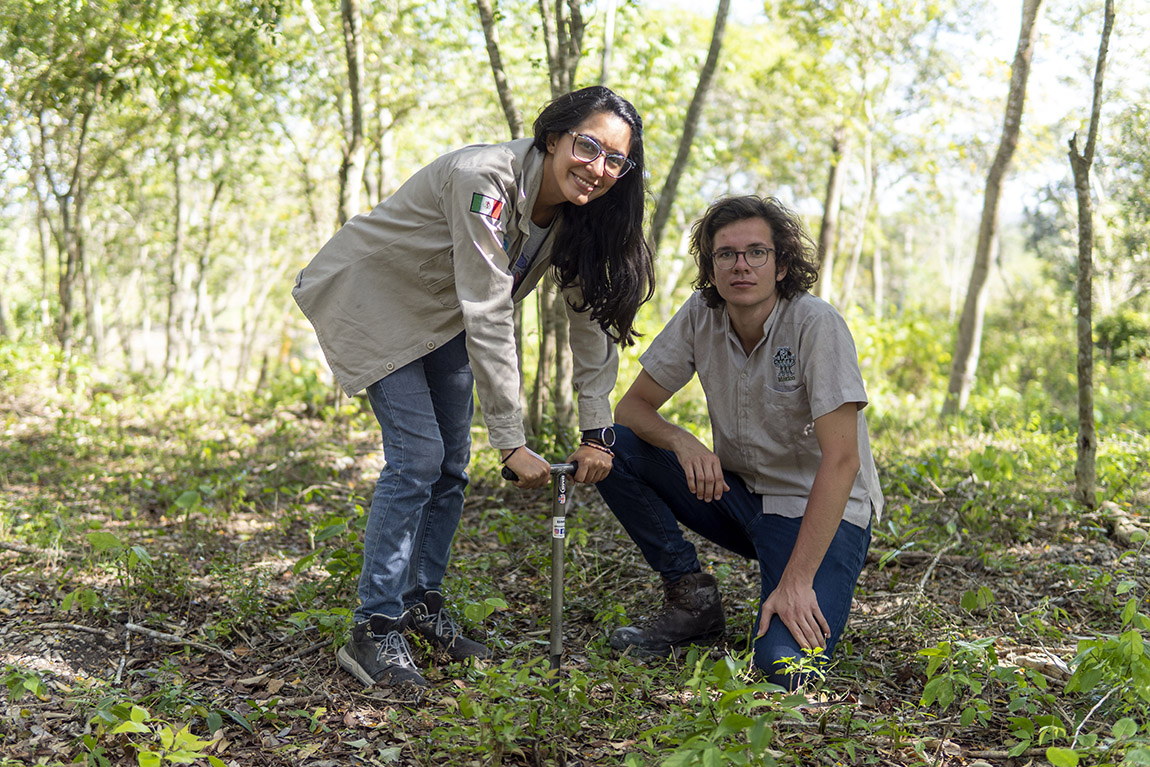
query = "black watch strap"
xmin=581 ymin=426 xmax=616 ymax=447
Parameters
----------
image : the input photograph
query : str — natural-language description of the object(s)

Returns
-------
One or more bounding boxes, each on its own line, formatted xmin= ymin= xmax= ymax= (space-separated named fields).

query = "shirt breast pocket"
xmin=765 ymin=384 xmax=817 ymax=454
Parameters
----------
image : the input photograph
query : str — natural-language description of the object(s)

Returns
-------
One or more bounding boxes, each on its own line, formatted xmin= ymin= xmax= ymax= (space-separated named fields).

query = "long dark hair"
xmin=532 ymin=86 xmax=654 ymax=346
xmin=690 ymin=195 xmax=820 ymax=309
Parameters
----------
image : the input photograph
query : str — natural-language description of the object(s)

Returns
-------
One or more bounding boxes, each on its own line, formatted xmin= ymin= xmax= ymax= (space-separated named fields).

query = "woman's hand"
xmin=569 ymin=443 xmax=613 ymax=484
xmin=501 ymin=445 xmax=550 ymax=489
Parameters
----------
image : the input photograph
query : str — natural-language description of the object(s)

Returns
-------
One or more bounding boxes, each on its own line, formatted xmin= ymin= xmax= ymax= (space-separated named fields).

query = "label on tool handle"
xmin=552 ymin=517 xmax=566 ymax=538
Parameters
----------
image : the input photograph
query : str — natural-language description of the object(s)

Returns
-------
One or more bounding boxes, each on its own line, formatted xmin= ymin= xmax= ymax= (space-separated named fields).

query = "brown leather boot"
xmin=610 ymin=572 xmax=725 ymax=657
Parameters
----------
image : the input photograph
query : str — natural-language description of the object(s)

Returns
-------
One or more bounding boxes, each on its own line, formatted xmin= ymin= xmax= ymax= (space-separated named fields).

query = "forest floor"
xmin=0 ymin=388 xmax=1147 ymax=766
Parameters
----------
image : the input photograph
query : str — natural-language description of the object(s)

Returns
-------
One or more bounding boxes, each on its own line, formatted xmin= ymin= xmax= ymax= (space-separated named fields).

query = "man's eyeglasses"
xmin=712 ymin=247 xmax=775 ymax=270
xmin=567 ymin=131 xmax=636 ymax=178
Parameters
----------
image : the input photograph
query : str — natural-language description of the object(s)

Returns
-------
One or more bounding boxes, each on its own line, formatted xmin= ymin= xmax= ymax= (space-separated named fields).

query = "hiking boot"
xmin=610 ymin=572 xmax=725 ymax=657
xmin=337 ymin=614 xmax=428 ymax=689
xmin=409 ymin=591 xmax=493 ymax=661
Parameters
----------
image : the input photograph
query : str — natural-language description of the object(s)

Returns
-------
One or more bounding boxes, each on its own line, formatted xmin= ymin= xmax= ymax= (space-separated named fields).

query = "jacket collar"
xmin=511 ymin=137 xmax=546 ymax=238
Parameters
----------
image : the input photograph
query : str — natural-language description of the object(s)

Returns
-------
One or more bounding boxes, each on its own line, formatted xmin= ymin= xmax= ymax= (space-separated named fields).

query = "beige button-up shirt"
xmin=292 ymin=138 xmax=618 ymax=448
xmin=641 ymin=291 xmax=883 ymax=528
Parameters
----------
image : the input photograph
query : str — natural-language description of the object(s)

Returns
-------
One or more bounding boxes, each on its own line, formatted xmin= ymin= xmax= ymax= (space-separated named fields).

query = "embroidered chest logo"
xmin=470 ymin=193 xmax=504 ymax=220
xmin=773 ymin=346 xmax=796 ymax=383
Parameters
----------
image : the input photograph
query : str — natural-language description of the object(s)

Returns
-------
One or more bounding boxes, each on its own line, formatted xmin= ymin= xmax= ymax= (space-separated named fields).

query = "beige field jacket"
xmin=292 ymin=138 xmax=617 ymax=448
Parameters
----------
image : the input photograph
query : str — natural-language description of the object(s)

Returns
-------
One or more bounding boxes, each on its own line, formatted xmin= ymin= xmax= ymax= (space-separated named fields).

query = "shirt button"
xmin=426 ymin=341 xmax=436 ymax=349
xmin=385 ymin=362 xmax=395 ymax=371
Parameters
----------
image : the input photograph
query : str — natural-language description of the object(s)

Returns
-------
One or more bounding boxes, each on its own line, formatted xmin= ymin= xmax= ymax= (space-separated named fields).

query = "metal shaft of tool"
xmin=548 ymin=463 xmax=576 ymax=677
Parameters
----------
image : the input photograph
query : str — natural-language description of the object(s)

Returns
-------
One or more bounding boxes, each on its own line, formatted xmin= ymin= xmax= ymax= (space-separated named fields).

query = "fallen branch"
xmin=1102 ymin=501 xmax=1148 ymax=546
xmin=260 ymin=639 xmax=330 ymax=673
xmin=38 ymin=621 xmax=116 ymax=639
xmin=867 ymin=549 xmax=971 ymax=568
xmin=124 ymin=622 xmax=237 ymax=663
xmin=0 ymin=541 xmax=71 ymax=559
xmin=966 ymin=748 xmax=1050 ymax=759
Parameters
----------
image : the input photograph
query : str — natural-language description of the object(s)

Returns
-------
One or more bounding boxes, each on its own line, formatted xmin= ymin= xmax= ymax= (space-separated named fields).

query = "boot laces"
xmin=375 ymin=631 xmax=418 ymax=670
xmin=425 ymin=607 xmax=462 ymax=642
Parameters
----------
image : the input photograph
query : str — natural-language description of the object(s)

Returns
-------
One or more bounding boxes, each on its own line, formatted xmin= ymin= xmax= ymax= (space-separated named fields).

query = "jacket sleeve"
xmin=442 ymin=164 xmax=525 ymax=448
xmin=562 ymin=282 xmax=618 ymax=430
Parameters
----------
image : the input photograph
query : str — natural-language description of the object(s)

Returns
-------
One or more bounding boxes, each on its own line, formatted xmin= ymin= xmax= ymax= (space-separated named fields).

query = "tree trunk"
xmin=872 ymin=242 xmax=884 ymax=319
xmin=476 ymin=0 xmax=525 ymax=139
xmin=189 ymin=178 xmax=225 ymax=382
xmin=1069 ymin=0 xmax=1114 ymax=509
xmin=599 ymin=0 xmax=617 ymax=85
xmin=530 ymin=285 xmax=556 ymax=437
xmin=816 ymin=124 xmax=847 ymax=303
xmin=649 ymin=0 xmax=730 ymax=255
xmin=78 ymin=208 xmax=104 ymax=363
xmin=553 ymin=293 xmax=573 ymax=433
xmin=27 ymin=146 xmax=54 ymax=334
xmin=942 ymin=0 xmax=1042 ymax=417
xmin=50 ymin=105 xmax=96 ymax=361
xmin=164 ymin=146 xmax=187 ymax=377
xmin=337 ymin=0 xmax=366 ymax=226
xmin=0 ymin=265 xmax=11 ymax=338
xmin=839 ymin=133 xmax=876 ymax=310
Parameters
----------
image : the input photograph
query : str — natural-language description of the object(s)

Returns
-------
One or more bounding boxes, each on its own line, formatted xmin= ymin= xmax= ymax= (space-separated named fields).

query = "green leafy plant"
xmin=2 ymin=665 xmax=47 ymax=702
xmin=627 ymin=651 xmax=805 ymax=766
xmin=86 ymin=702 xmax=224 ymax=767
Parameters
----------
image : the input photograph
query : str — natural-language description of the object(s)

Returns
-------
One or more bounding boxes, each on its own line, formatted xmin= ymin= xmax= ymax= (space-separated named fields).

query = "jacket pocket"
xmin=418 ymin=253 xmax=459 ymax=309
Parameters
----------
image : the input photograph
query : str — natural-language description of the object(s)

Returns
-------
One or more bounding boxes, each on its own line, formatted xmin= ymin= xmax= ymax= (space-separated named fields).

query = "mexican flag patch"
xmin=469 ymin=193 xmax=504 ymax=220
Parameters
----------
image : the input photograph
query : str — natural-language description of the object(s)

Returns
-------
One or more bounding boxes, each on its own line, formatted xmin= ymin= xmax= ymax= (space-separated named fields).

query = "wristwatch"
xmin=581 ymin=426 xmax=616 ymax=448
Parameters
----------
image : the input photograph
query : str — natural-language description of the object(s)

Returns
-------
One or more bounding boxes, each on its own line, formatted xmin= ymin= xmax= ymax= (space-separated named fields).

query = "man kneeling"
xmin=595 ymin=195 xmax=883 ymax=690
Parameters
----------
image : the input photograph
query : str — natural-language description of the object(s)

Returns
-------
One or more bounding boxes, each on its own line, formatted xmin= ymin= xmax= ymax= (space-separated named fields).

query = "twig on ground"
xmin=914 ymin=536 xmax=960 ymax=604
xmin=1 ymin=541 xmax=71 ymax=559
xmin=966 ymin=748 xmax=1051 ymax=758
xmin=38 ymin=621 xmax=116 ymax=638
xmin=124 ymin=622 xmax=238 ymax=663
xmin=1072 ymin=686 xmax=1115 ymax=748
xmin=261 ymin=639 xmax=330 ymax=673
xmin=115 ymin=633 xmax=130 ymax=685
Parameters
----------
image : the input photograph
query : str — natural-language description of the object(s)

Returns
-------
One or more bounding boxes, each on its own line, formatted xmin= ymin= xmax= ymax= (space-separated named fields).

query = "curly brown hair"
xmin=690 ymin=195 xmax=820 ymax=309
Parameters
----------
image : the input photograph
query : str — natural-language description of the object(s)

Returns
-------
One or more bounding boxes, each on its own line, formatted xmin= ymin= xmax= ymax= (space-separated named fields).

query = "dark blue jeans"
xmin=596 ymin=424 xmax=871 ymax=687
xmin=355 ymin=332 xmax=474 ymax=623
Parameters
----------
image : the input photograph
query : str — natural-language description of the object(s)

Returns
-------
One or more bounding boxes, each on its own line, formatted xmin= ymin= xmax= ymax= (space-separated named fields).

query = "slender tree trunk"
xmin=50 ymin=106 xmax=95 ymax=361
xmin=475 ymin=0 xmax=530 ymax=432
xmin=476 ymin=0 xmax=525 ymax=139
xmin=942 ymin=0 xmax=1042 ymax=417
xmin=553 ymin=294 xmax=573 ymax=432
xmin=649 ymin=0 xmax=730 ymax=255
xmin=164 ymin=144 xmax=188 ymax=377
xmin=337 ymin=0 xmax=366 ymax=226
xmin=27 ymin=146 xmax=54 ymax=334
xmin=0 ymin=267 xmax=11 ymax=338
xmin=816 ymin=124 xmax=847 ymax=303
xmin=872 ymin=243 xmax=884 ymax=319
xmin=530 ymin=286 xmax=556 ymax=437
xmin=189 ymin=178 xmax=225 ymax=382
xmin=599 ymin=0 xmax=616 ymax=85
xmin=78 ymin=210 xmax=104 ymax=363
xmin=1069 ymin=0 xmax=1114 ymax=509
xmin=840 ymin=134 xmax=876 ymax=310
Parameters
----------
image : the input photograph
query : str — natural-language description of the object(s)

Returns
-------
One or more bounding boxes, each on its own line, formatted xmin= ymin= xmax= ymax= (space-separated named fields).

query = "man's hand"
xmin=672 ymin=438 xmax=730 ymax=502
xmin=569 ymin=443 xmax=612 ymax=484
xmin=756 ymin=576 xmax=830 ymax=651
xmin=501 ymin=445 xmax=550 ymax=489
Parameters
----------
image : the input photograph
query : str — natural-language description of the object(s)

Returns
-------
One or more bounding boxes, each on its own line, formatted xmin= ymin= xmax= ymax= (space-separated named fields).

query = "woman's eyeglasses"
xmin=567 ymin=131 xmax=635 ymax=178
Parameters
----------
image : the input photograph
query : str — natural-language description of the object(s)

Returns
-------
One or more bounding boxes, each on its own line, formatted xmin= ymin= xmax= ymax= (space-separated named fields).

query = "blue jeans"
xmin=596 ymin=425 xmax=871 ymax=686
xmin=354 ymin=332 xmax=474 ymax=622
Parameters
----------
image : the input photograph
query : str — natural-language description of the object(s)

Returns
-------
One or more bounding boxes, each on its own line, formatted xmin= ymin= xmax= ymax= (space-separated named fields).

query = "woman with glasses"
xmin=593 ymin=195 xmax=881 ymax=691
xmin=292 ymin=86 xmax=654 ymax=693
